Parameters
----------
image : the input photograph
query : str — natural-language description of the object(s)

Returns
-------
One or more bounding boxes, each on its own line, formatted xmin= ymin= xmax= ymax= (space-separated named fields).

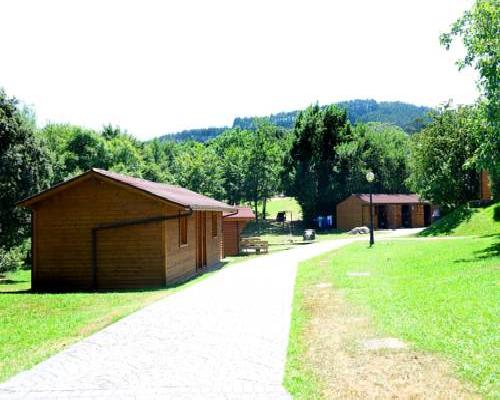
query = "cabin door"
xmin=401 ymin=204 xmax=411 ymax=228
xmin=196 ymin=211 xmax=207 ymax=270
xmin=424 ymin=204 xmax=432 ymax=226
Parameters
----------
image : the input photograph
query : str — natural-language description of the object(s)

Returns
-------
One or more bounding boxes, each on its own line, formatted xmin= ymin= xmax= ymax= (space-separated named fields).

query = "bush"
xmin=0 ymin=240 xmax=30 ymax=273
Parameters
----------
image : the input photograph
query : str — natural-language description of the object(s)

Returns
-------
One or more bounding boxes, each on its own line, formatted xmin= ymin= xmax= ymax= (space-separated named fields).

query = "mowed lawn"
xmin=285 ymin=236 xmax=499 ymax=398
xmin=0 ymin=269 xmax=215 ymax=383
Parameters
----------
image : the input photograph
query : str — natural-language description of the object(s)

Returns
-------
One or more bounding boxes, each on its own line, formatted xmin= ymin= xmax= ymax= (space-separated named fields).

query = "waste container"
xmin=303 ymin=229 xmax=316 ymax=241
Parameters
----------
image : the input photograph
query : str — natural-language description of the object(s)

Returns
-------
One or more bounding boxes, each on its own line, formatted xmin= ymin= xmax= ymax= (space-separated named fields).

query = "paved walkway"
xmin=0 ymin=238 xmax=360 ymax=400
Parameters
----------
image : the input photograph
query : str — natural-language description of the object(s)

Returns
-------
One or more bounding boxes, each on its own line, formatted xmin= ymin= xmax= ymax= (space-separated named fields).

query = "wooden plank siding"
xmin=223 ymin=221 xmax=239 ymax=256
xmin=33 ymin=176 xmax=167 ymax=290
xmin=337 ymin=195 xmax=432 ymax=231
xmin=222 ymin=219 xmax=250 ymax=257
xmin=163 ymin=210 xmax=222 ymax=284
xmin=337 ymin=195 xmax=363 ymax=231
xmin=31 ymin=176 xmax=225 ymax=290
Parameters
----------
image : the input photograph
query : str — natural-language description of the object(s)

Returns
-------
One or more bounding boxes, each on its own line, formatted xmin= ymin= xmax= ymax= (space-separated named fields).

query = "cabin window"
xmin=212 ymin=212 xmax=218 ymax=237
xmin=179 ymin=216 xmax=188 ymax=246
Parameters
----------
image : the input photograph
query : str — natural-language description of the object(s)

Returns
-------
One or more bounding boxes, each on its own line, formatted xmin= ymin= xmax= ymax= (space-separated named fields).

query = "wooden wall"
xmin=222 ymin=220 xmax=250 ymax=257
xmin=164 ymin=209 xmax=196 ymax=283
xmin=206 ymin=211 xmax=223 ymax=266
xmin=361 ymin=205 xmax=378 ymax=228
xmin=337 ymin=195 xmax=430 ymax=230
xmin=33 ymin=176 xmax=166 ymax=290
xmin=164 ymin=210 xmax=222 ymax=283
xmin=411 ymin=204 xmax=425 ymax=228
xmin=480 ymin=170 xmax=492 ymax=200
xmin=223 ymin=221 xmax=239 ymax=257
xmin=386 ymin=205 xmax=401 ymax=229
xmin=337 ymin=196 xmax=363 ymax=230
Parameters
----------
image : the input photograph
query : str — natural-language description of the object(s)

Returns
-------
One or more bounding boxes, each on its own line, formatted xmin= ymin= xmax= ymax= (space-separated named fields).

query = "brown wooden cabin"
xmin=336 ymin=194 xmax=433 ymax=231
xmin=222 ymin=207 xmax=255 ymax=257
xmin=479 ymin=170 xmax=493 ymax=201
xmin=17 ymin=169 xmax=235 ymax=291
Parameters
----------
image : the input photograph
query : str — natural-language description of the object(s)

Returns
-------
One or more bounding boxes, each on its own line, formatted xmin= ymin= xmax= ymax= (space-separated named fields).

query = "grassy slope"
xmin=0 ymin=268 xmax=220 ymax=382
xmin=421 ymin=202 xmax=499 ymax=237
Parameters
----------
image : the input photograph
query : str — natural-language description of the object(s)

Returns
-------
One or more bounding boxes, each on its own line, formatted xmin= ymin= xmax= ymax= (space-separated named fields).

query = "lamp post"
xmin=366 ymin=171 xmax=375 ymax=246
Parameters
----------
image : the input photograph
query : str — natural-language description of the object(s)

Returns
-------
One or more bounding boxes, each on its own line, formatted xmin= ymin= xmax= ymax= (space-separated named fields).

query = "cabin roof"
xmin=354 ymin=194 xmax=428 ymax=204
xmin=223 ymin=206 xmax=255 ymax=220
xmin=18 ymin=168 xmax=236 ymax=212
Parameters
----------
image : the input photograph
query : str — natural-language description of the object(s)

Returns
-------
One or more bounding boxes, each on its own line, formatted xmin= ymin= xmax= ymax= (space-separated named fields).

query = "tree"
xmin=245 ymin=120 xmax=286 ymax=220
xmin=283 ymin=104 xmax=353 ymax=225
xmin=211 ymin=128 xmax=253 ymax=205
xmin=141 ymin=139 xmax=176 ymax=183
xmin=0 ymin=88 xmax=51 ymax=248
xmin=338 ymin=123 xmax=411 ymax=195
xmin=407 ymin=106 xmax=482 ymax=211
xmin=441 ymin=0 xmax=500 ymax=197
xmin=173 ymin=141 xmax=225 ymax=200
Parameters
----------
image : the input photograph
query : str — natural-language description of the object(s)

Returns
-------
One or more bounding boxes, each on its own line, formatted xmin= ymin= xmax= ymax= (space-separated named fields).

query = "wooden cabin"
xmin=336 ymin=194 xmax=432 ymax=231
xmin=222 ymin=207 xmax=255 ymax=257
xmin=17 ymin=169 xmax=235 ymax=290
xmin=479 ymin=170 xmax=493 ymax=201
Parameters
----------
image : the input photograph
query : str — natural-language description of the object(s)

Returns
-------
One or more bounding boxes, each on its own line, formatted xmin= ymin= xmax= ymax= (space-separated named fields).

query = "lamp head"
xmin=366 ymin=171 xmax=375 ymax=183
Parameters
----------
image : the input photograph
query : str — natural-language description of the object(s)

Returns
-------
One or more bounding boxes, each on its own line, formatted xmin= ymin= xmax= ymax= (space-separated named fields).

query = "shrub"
xmin=0 ymin=240 xmax=30 ymax=273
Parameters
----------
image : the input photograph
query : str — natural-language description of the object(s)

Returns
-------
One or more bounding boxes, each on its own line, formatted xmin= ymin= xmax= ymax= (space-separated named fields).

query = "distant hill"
xmin=159 ymin=99 xmax=431 ymax=142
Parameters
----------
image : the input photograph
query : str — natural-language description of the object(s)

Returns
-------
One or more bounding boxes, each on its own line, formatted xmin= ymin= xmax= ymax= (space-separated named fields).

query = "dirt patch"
xmin=301 ymin=284 xmax=479 ymax=399
xmin=362 ymin=337 xmax=406 ymax=350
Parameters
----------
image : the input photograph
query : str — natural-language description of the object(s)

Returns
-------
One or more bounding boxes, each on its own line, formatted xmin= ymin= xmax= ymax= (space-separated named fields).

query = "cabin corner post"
xmin=91 ymin=229 xmax=98 ymax=290
xmin=30 ymin=209 xmax=36 ymax=291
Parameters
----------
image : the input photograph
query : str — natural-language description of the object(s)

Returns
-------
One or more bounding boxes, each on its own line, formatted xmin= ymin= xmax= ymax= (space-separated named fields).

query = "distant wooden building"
xmin=17 ymin=169 xmax=235 ymax=290
xmin=222 ymin=207 xmax=255 ymax=257
xmin=336 ymin=194 xmax=432 ymax=231
xmin=479 ymin=170 xmax=493 ymax=201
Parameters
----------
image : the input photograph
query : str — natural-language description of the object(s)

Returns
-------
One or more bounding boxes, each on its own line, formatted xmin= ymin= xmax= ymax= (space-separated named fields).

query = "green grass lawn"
xmin=0 ymin=267 xmax=221 ymax=383
xmin=243 ymin=196 xmax=302 ymax=220
xmin=421 ymin=202 xmax=499 ymax=237
xmin=263 ymin=196 xmax=302 ymax=220
xmin=285 ymin=237 xmax=499 ymax=398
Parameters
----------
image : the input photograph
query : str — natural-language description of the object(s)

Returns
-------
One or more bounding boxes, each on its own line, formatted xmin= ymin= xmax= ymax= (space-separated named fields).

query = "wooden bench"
xmin=240 ymin=237 xmax=269 ymax=254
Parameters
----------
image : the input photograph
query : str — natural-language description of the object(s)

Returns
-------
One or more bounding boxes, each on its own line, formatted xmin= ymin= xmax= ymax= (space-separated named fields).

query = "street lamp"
xmin=366 ymin=171 xmax=375 ymax=246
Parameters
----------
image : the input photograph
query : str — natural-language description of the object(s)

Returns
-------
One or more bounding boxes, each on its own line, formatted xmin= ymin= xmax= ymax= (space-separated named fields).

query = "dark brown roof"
xmin=355 ymin=194 xmax=428 ymax=204
xmin=223 ymin=206 xmax=255 ymax=220
xmin=18 ymin=168 xmax=236 ymax=212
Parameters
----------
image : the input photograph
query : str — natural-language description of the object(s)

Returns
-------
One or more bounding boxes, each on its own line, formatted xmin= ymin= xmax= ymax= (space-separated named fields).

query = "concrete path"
xmin=0 ymin=230 xmax=418 ymax=400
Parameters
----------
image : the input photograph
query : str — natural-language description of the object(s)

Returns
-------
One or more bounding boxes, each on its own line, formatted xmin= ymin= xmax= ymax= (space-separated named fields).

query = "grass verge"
xmin=285 ymin=237 xmax=499 ymax=398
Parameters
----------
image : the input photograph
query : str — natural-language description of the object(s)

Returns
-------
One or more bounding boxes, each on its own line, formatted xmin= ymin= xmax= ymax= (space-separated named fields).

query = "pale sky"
xmin=1 ymin=0 xmax=478 ymax=140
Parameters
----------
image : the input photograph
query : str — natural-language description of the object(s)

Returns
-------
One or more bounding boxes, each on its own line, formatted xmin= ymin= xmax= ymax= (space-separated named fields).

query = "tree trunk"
xmin=262 ymin=197 xmax=267 ymax=220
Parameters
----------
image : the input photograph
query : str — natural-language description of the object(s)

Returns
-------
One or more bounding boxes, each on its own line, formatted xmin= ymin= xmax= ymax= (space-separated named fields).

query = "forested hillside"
xmin=160 ymin=99 xmax=431 ymax=142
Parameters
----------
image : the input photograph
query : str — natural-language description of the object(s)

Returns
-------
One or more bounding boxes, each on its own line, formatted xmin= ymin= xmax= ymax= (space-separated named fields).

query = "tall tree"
xmin=338 ymin=123 xmax=411 ymax=195
xmin=441 ymin=0 xmax=499 ymax=197
xmin=283 ymin=104 xmax=353 ymax=225
xmin=245 ymin=120 xmax=286 ymax=220
xmin=408 ymin=106 xmax=482 ymax=211
xmin=211 ymin=128 xmax=253 ymax=205
xmin=173 ymin=141 xmax=226 ymax=200
xmin=0 ymin=89 xmax=51 ymax=248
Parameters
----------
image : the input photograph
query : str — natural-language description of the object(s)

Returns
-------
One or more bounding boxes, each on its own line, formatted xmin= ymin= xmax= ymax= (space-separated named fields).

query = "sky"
xmin=1 ymin=0 xmax=478 ymax=140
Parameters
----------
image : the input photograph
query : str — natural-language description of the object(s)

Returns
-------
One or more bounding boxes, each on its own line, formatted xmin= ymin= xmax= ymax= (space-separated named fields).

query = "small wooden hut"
xmin=17 ymin=169 xmax=235 ymax=290
xmin=336 ymin=194 xmax=432 ymax=231
xmin=222 ymin=207 xmax=255 ymax=257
